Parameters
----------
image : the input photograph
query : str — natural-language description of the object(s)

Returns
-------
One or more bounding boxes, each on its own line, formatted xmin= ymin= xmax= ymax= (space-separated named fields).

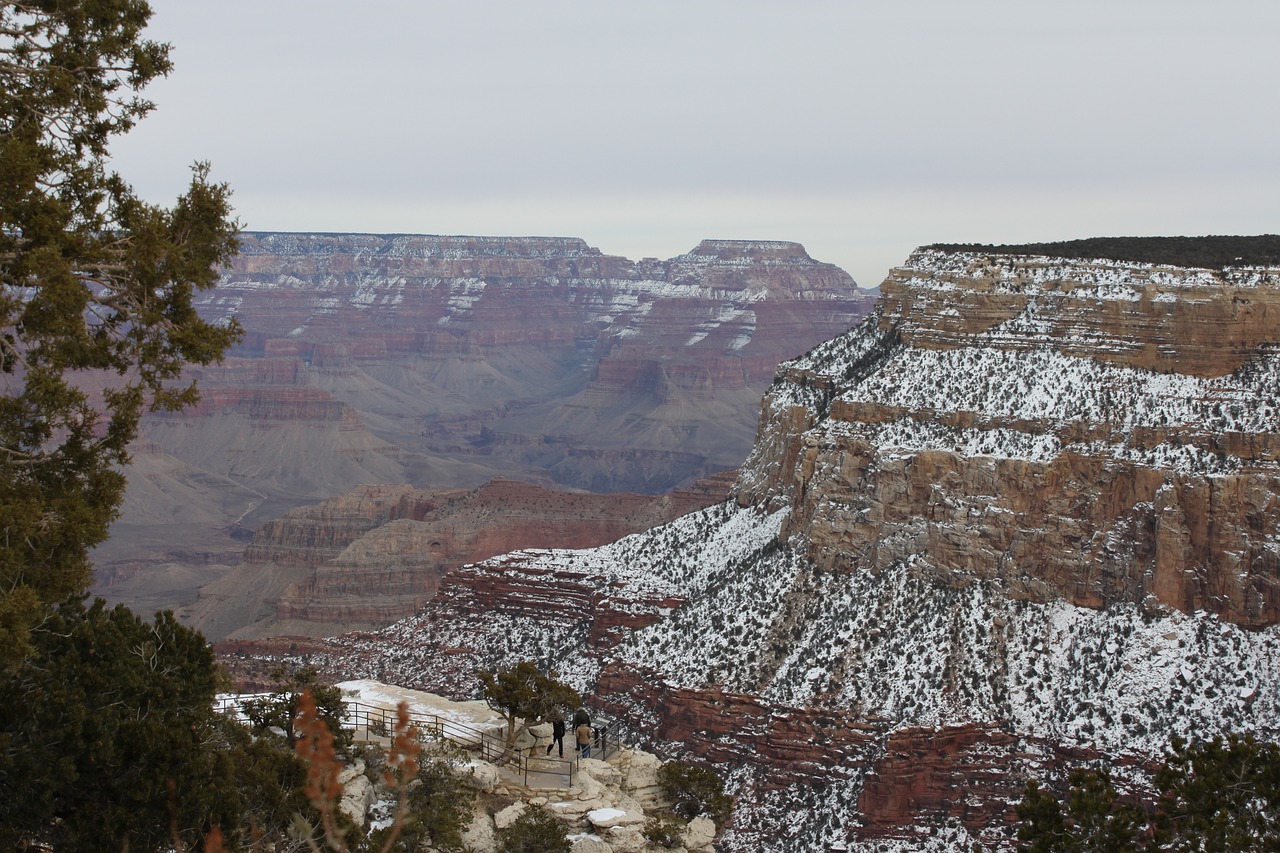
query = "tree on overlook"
xmin=0 ymin=0 xmax=241 ymax=665
xmin=478 ymin=660 xmax=582 ymax=749
xmin=0 ymin=1 xmax=251 ymax=849
xmin=0 ymin=597 xmax=311 ymax=852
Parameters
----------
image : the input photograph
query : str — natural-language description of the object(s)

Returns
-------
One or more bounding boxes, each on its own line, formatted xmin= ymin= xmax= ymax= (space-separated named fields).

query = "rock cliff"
xmin=217 ymin=242 xmax=1280 ymax=851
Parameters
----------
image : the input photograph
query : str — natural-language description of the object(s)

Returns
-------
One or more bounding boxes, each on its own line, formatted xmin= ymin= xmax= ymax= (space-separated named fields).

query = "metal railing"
xmin=215 ymin=694 xmax=619 ymax=790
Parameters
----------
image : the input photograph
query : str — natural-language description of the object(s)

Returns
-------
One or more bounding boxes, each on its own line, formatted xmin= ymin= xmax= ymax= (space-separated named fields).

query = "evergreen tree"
xmin=0 ymin=598 xmax=298 ymax=852
xmin=242 ymin=665 xmax=352 ymax=751
xmin=657 ymin=759 xmax=734 ymax=823
xmin=1016 ymin=770 xmax=1145 ymax=852
xmin=0 ymin=0 xmax=241 ymax=664
xmin=477 ymin=661 xmax=581 ymax=747
xmin=1154 ymin=734 xmax=1280 ymax=852
xmin=1016 ymin=736 xmax=1280 ymax=852
xmin=363 ymin=757 xmax=473 ymax=853
xmin=495 ymin=807 xmax=571 ymax=853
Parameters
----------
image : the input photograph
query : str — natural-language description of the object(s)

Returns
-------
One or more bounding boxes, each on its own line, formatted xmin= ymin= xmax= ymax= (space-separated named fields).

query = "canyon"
xmin=93 ymin=234 xmax=872 ymax=619
xmin=217 ymin=240 xmax=1280 ymax=851
xmin=186 ymin=473 xmax=734 ymax=641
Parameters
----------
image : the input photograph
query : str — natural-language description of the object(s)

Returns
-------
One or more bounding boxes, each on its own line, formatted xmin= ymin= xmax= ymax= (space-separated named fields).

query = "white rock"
xmin=619 ymin=749 xmax=665 ymax=809
xmin=580 ymin=757 xmax=621 ymax=785
xmin=683 ymin=816 xmax=716 ymax=851
xmin=338 ymin=774 xmax=372 ymax=827
xmin=621 ymin=749 xmax=661 ymax=789
xmin=459 ymin=759 xmax=501 ymax=791
xmin=462 ymin=809 xmax=496 ymax=852
xmin=586 ymin=807 xmax=627 ymax=828
xmin=337 ymin=758 xmax=367 ymax=786
xmin=604 ymin=824 xmax=648 ymax=853
xmin=494 ymin=802 xmax=527 ymax=830
xmin=514 ymin=726 xmax=537 ymax=751
xmin=573 ymin=771 xmax=607 ymax=801
xmin=549 ymin=798 xmax=597 ymax=820
xmin=610 ymin=793 xmax=647 ymax=818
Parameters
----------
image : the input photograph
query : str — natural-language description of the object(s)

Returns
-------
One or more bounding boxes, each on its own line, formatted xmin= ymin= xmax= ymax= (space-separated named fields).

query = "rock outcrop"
xmin=739 ymin=250 xmax=1280 ymax=628
xmin=217 ymin=242 xmax=1280 ymax=851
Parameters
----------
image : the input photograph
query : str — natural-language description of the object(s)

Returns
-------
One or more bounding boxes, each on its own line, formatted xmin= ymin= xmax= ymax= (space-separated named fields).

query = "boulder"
xmin=683 ymin=816 xmax=716 ymax=851
xmin=514 ymin=725 xmax=537 ymax=752
xmin=548 ymin=798 xmax=601 ymax=821
xmin=586 ymin=807 xmax=644 ymax=829
xmin=604 ymin=824 xmax=648 ymax=853
xmin=571 ymin=770 xmax=607 ymax=802
xmin=459 ymin=759 xmax=501 ymax=792
xmin=494 ymin=802 xmax=527 ymax=830
xmin=580 ymin=757 xmax=621 ymax=785
xmin=338 ymin=773 xmax=372 ymax=827
xmin=568 ymin=835 xmax=614 ymax=853
xmin=337 ymin=758 xmax=366 ymax=786
xmin=618 ymin=749 xmax=665 ymax=809
xmin=462 ymin=809 xmax=496 ymax=852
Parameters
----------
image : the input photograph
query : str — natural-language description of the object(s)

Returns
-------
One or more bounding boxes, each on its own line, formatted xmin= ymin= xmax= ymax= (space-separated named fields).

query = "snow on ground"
xmin=337 ymin=679 xmax=505 ymax=745
xmin=608 ymin=539 xmax=1280 ymax=756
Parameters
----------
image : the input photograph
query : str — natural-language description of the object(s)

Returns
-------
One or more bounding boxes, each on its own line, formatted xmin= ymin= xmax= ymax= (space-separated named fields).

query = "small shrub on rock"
xmin=643 ymin=813 xmax=687 ymax=848
xmin=658 ymin=760 xmax=733 ymax=822
xmin=495 ymin=806 xmax=570 ymax=853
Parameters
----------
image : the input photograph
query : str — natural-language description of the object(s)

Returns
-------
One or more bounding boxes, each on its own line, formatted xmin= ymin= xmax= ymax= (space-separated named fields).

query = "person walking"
xmin=546 ymin=712 xmax=566 ymax=758
xmin=575 ymin=718 xmax=593 ymax=758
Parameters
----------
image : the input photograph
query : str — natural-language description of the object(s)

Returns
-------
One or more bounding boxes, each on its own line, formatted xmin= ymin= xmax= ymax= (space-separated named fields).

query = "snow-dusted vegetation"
xmin=612 ymin=542 xmax=1280 ymax=755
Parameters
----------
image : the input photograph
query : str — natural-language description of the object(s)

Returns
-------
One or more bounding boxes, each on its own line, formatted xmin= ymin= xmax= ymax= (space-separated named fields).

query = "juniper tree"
xmin=0 ymin=598 xmax=308 ymax=852
xmin=0 ymin=0 xmax=241 ymax=664
xmin=478 ymin=660 xmax=581 ymax=747
xmin=1016 ymin=736 xmax=1280 ymax=852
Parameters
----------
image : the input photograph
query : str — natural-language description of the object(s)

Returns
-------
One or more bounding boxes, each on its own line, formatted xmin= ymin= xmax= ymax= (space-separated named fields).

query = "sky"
xmin=110 ymin=0 xmax=1280 ymax=289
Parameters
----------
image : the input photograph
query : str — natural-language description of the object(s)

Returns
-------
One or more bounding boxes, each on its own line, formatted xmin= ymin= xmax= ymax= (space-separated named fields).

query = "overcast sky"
xmin=111 ymin=1 xmax=1279 ymax=288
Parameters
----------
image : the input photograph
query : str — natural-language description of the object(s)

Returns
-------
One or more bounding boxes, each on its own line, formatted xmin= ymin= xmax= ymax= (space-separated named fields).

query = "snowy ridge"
xmin=613 ymin=543 xmax=1280 ymax=755
xmin=674 ymin=240 xmax=816 ymax=267
xmin=900 ymin=248 xmax=1280 ymax=290
xmin=236 ymin=232 xmax=597 ymax=260
xmin=328 ymin=503 xmax=786 ymax=691
xmin=765 ymin=302 xmax=1280 ymax=474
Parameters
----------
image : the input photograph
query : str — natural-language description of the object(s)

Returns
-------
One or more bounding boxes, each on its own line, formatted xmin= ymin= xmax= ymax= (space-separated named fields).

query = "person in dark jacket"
xmin=546 ymin=712 xmax=566 ymax=757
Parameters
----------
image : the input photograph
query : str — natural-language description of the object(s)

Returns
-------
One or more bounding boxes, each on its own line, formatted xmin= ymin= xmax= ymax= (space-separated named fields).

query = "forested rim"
xmin=927 ymin=235 xmax=1280 ymax=269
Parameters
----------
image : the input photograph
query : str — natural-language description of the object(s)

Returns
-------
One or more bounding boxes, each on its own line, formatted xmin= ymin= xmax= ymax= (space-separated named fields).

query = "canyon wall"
xmin=97 ymin=234 xmax=871 ymax=614
xmin=739 ymin=251 xmax=1280 ymax=628
xmin=189 ymin=473 xmax=733 ymax=641
xmin=217 ymin=246 xmax=1280 ymax=851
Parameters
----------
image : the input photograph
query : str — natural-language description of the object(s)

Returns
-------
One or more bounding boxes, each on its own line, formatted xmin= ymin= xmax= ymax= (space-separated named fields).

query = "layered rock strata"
xmin=740 ymin=250 xmax=1280 ymax=628
xmin=191 ymin=473 xmax=734 ymax=640
xmin=101 ymin=234 xmax=870 ymax=613
xmin=218 ymin=245 xmax=1280 ymax=851
xmin=195 ymin=234 xmax=870 ymax=496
